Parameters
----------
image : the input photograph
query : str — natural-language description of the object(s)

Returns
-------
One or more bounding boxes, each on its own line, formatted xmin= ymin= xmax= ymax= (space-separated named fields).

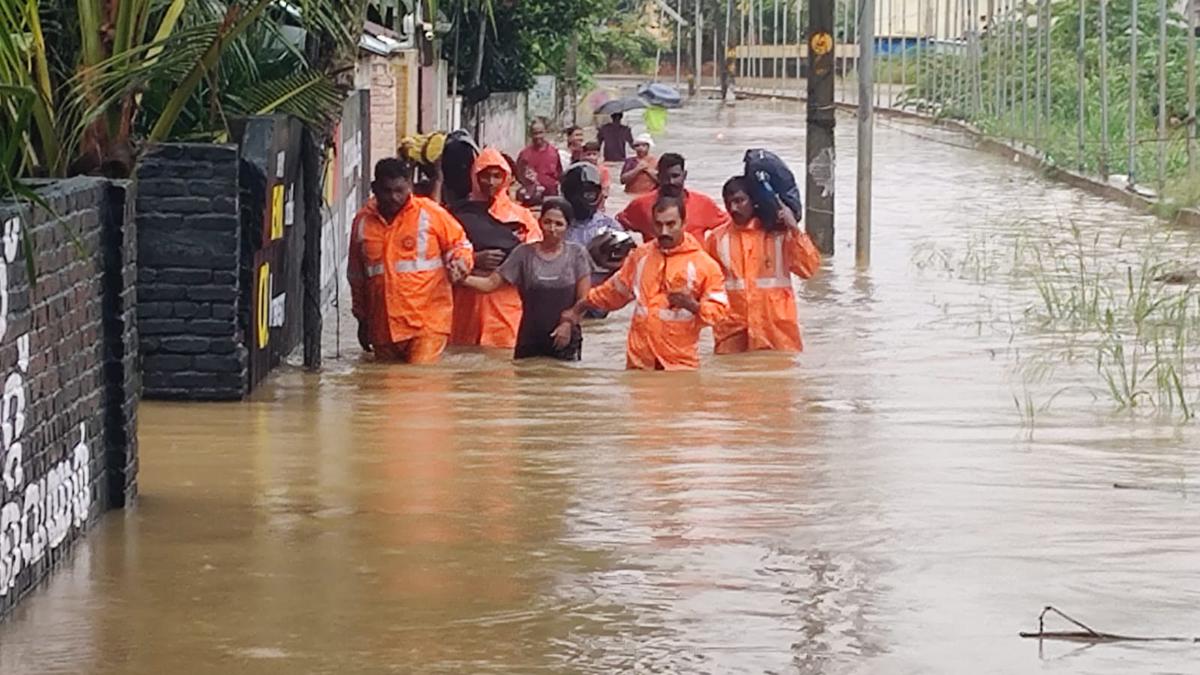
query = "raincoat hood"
xmin=470 ymin=147 xmax=519 ymax=222
xmin=465 ymin=146 xmax=540 ymax=239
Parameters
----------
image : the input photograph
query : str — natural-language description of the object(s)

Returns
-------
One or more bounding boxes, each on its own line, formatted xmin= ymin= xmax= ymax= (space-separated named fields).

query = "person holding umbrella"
xmin=620 ymin=133 xmax=658 ymax=195
xmin=597 ymin=112 xmax=635 ymax=163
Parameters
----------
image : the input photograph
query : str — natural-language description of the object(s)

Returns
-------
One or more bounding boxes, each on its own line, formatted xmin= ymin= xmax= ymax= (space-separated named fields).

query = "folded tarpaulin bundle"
xmin=743 ymin=148 xmax=803 ymax=231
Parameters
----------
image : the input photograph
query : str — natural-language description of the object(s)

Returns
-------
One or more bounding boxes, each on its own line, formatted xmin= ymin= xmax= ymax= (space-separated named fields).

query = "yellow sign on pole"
xmin=811 ymin=32 xmax=834 ymax=56
xmin=270 ymin=184 xmax=285 ymax=240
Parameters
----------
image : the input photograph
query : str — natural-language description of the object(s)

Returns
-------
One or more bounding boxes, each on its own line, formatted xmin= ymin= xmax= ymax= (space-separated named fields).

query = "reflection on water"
xmin=2 ymin=100 xmax=1200 ymax=674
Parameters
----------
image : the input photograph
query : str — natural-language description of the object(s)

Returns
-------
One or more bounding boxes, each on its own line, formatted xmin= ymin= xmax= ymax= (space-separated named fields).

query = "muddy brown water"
xmin=2 ymin=100 xmax=1200 ymax=674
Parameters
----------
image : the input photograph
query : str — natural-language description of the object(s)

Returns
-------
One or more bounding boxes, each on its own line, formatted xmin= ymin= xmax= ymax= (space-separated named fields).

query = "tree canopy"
xmin=444 ymin=0 xmax=618 ymax=95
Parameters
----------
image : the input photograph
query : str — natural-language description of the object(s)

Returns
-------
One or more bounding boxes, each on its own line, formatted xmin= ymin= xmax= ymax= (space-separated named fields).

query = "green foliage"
xmin=584 ymin=18 xmax=664 ymax=75
xmin=444 ymin=0 xmax=633 ymax=93
xmin=1 ymin=0 xmax=367 ymax=180
xmin=915 ymin=218 xmax=1200 ymax=420
xmin=903 ymin=0 xmax=1197 ymax=190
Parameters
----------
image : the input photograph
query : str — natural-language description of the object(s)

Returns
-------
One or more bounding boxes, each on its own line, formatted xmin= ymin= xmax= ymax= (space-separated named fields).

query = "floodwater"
xmin=3 ymin=99 xmax=1200 ymax=674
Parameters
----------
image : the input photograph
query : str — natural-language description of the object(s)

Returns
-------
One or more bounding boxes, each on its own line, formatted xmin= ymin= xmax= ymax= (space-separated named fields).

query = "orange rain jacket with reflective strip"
xmin=587 ymin=233 xmax=729 ymax=370
xmin=348 ymin=196 xmax=474 ymax=346
xmin=451 ymin=147 xmax=543 ymax=348
xmin=703 ymin=219 xmax=820 ymax=353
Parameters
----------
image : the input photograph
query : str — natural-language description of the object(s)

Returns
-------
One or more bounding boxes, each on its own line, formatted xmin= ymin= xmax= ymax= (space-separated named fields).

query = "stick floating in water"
xmin=1019 ymin=606 xmax=1200 ymax=643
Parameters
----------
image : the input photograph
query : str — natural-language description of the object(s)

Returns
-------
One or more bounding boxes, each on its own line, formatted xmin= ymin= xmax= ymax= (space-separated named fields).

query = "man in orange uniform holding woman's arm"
xmin=348 ymin=158 xmax=474 ymax=364
xmin=562 ymin=195 xmax=728 ymax=370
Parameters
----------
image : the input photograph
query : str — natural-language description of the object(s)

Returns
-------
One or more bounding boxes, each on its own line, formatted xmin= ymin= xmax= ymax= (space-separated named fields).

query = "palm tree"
xmin=1 ymin=0 xmax=368 ymax=181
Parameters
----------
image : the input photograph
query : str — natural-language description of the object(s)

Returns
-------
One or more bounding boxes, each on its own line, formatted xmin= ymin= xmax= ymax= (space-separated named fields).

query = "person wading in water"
xmin=616 ymin=153 xmax=731 ymax=243
xmin=450 ymin=148 xmax=542 ymax=349
xmin=619 ymin=133 xmax=659 ymax=195
xmin=705 ymin=176 xmax=821 ymax=354
xmin=459 ymin=198 xmax=592 ymax=361
xmin=348 ymin=158 xmax=473 ymax=363
xmin=562 ymin=195 xmax=729 ymax=370
xmin=597 ymin=112 xmax=635 ymax=162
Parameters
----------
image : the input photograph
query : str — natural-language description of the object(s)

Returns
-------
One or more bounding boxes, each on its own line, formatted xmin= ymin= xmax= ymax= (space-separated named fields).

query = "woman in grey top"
xmin=460 ymin=198 xmax=592 ymax=360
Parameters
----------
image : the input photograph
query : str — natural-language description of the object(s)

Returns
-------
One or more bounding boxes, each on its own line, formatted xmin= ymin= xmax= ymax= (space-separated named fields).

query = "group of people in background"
xmin=348 ymin=115 xmax=820 ymax=371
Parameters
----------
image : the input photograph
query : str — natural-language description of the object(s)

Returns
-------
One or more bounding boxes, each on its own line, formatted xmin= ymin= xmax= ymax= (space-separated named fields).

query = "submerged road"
xmin=2 ymin=99 xmax=1199 ymax=674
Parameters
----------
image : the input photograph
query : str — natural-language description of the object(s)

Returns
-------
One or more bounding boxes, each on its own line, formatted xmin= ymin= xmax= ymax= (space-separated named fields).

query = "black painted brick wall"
xmin=0 ymin=176 xmax=138 ymax=618
xmin=135 ymin=144 xmax=247 ymax=400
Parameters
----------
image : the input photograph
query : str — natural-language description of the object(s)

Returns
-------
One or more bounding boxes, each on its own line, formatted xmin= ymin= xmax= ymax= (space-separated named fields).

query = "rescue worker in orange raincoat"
xmin=348 ymin=158 xmax=474 ymax=363
xmin=616 ymin=152 xmax=731 ymax=242
xmin=562 ymin=195 xmax=729 ymax=370
xmin=449 ymin=147 xmax=543 ymax=349
xmin=704 ymin=176 xmax=821 ymax=354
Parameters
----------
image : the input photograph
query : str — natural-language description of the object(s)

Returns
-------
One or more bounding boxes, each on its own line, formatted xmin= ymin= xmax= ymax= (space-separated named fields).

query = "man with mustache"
xmin=561 ymin=195 xmax=728 ymax=370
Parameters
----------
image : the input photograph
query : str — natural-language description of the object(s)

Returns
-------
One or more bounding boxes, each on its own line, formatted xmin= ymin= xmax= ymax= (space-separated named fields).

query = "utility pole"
xmin=565 ymin=34 xmax=579 ymax=125
xmin=857 ymin=0 xmax=875 ymax=266
xmin=677 ymin=0 xmax=684 ymax=88
xmin=806 ymin=0 xmax=837 ymax=254
xmin=695 ymin=0 xmax=703 ymax=95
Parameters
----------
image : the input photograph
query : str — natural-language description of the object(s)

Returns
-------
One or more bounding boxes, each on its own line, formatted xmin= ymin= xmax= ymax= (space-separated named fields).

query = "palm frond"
xmin=0 ymin=83 xmax=46 ymax=282
xmin=229 ymin=69 xmax=345 ymax=129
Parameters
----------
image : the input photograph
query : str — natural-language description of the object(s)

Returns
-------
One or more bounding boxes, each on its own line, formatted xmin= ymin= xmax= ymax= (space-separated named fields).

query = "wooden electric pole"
xmin=805 ymin=0 xmax=837 ymax=254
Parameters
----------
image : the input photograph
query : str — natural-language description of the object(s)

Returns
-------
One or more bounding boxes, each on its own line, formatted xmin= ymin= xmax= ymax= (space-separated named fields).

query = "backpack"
xmin=743 ymin=149 xmax=802 ymax=231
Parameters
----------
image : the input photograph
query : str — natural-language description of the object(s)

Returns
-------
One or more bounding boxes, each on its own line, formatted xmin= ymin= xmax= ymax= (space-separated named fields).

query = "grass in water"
xmin=915 ymin=218 xmax=1200 ymax=422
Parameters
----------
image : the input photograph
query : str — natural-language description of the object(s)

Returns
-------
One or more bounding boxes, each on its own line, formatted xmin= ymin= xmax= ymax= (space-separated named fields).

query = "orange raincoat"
xmin=616 ymin=188 xmax=732 ymax=242
xmin=451 ymin=148 xmax=543 ymax=348
xmin=348 ymin=196 xmax=474 ymax=357
xmin=703 ymin=219 xmax=821 ymax=354
xmin=587 ymin=233 xmax=729 ymax=370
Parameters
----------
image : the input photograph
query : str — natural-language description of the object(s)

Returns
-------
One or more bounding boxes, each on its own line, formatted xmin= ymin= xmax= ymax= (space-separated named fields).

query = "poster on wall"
xmin=528 ymin=75 xmax=556 ymax=122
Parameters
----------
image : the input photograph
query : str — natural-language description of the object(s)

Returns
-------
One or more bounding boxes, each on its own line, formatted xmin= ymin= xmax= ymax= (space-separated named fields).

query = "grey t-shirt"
xmin=497 ymin=242 xmax=593 ymax=292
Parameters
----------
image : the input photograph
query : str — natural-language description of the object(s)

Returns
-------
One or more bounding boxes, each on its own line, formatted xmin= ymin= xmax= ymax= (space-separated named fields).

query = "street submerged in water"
xmin=2 ymin=99 xmax=1199 ymax=674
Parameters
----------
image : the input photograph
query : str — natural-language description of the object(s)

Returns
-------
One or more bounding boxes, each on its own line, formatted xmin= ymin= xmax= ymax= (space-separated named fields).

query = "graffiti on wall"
xmin=0 ymin=215 xmax=92 ymax=597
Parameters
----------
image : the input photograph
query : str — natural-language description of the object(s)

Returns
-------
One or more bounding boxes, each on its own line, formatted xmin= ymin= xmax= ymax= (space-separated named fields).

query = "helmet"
xmin=560 ymin=162 xmax=603 ymax=220
xmin=587 ymin=230 xmax=636 ymax=269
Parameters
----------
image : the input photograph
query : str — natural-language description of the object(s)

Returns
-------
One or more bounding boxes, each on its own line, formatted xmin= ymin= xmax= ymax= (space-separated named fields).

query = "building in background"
xmin=356 ymin=7 xmax=457 ymax=165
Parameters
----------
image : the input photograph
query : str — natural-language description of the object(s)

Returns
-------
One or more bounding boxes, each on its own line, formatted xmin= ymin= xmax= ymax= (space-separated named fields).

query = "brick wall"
xmin=134 ymin=144 xmax=247 ymax=400
xmin=0 ymin=177 xmax=138 ymax=616
xmin=360 ymin=54 xmax=398 ymax=169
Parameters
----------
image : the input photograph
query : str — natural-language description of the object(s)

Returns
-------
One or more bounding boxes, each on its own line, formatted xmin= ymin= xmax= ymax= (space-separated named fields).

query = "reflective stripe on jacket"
xmin=587 ymin=233 xmax=728 ymax=370
xmin=703 ymin=220 xmax=819 ymax=353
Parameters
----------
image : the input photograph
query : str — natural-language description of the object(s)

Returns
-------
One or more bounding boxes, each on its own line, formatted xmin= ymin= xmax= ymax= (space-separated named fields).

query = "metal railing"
xmin=726 ymin=0 xmax=1199 ymax=196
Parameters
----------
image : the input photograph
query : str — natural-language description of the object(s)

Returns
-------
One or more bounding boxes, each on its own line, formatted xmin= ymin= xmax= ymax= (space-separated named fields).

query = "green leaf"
xmin=234 ymin=70 xmax=345 ymax=129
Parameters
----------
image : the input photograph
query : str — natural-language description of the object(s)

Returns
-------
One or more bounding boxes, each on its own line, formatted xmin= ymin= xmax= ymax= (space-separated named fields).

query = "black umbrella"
xmin=594 ymin=97 xmax=647 ymax=115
